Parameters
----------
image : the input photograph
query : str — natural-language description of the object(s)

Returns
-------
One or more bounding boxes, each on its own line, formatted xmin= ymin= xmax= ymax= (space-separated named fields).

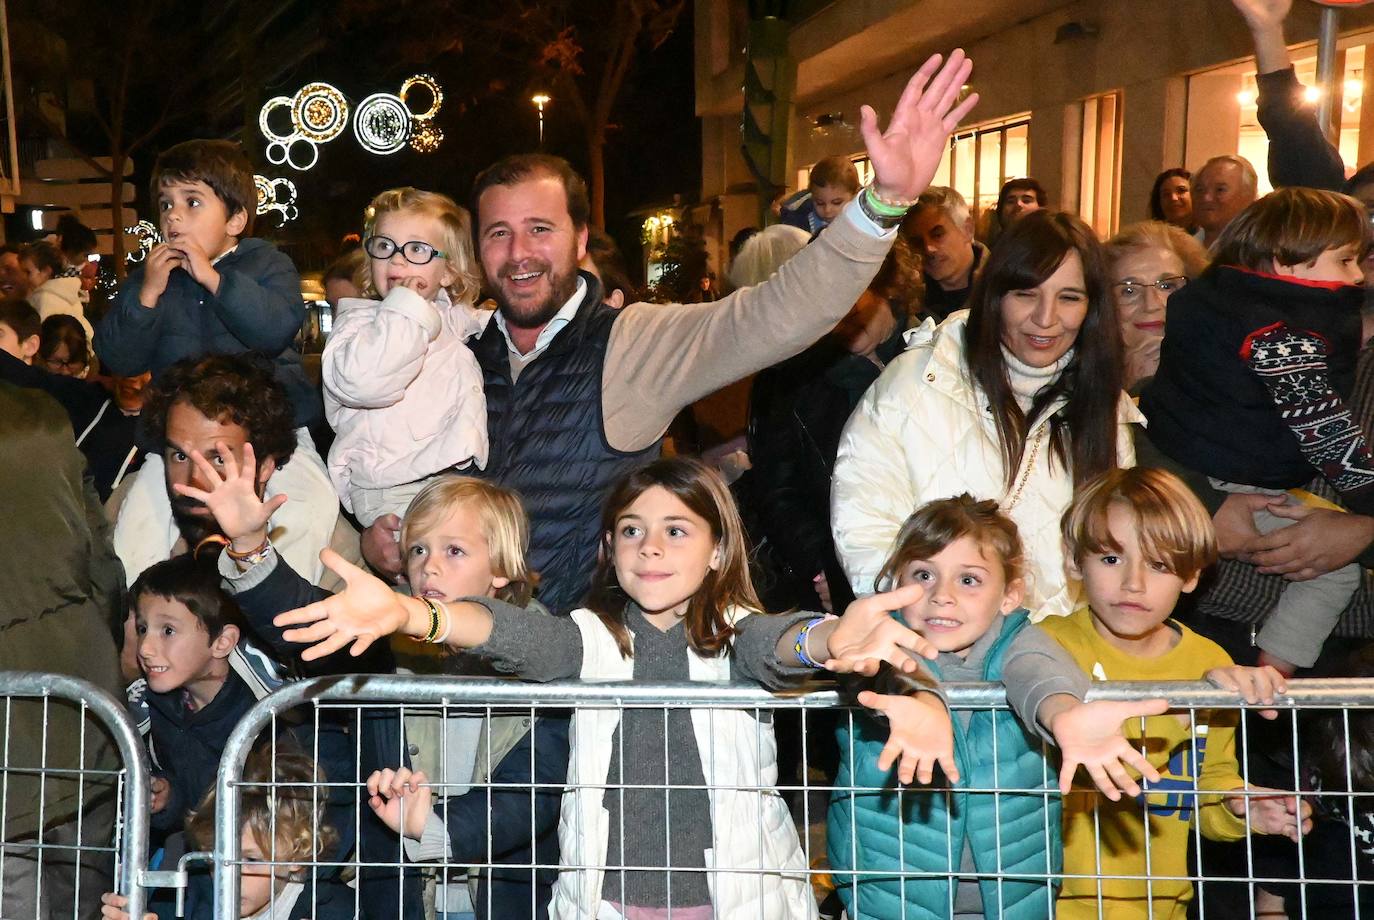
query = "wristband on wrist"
xmin=858 ymin=185 xmax=911 ymax=227
xmin=794 ymin=614 xmax=839 ymax=668
xmin=420 ymin=597 xmax=442 ymax=643
xmin=431 ymin=601 xmax=453 ymax=645
xmin=224 ymin=535 xmax=270 ymax=561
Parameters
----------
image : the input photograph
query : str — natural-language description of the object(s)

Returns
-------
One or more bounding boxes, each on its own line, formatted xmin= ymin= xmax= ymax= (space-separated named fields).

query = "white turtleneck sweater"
xmin=1001 ymin=345 xmax=1074 ymax=417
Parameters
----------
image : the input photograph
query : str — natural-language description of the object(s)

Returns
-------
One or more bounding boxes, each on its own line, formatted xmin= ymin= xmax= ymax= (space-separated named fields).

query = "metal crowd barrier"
xmin=0 ymin=672 xmax=151 ymax=920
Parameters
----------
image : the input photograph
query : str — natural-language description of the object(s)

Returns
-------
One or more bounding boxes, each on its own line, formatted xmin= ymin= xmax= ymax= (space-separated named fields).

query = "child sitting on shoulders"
xmin=101 ymin=746 xmax=350 ymax=920
xmin=1043 ymin=466 xmax=1312 ymax=919
xmin=829 ymin=494 xmax=1173 ymax=920
xmin=323 ymin=187 xmax=488 ymax=527
xmin=1140 ymin=187 xmax=1374 ymax=674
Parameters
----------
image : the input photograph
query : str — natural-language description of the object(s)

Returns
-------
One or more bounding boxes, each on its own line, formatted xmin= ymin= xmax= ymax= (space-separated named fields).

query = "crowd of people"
xmin=7 ymin=1 xmax=1374 ymax=919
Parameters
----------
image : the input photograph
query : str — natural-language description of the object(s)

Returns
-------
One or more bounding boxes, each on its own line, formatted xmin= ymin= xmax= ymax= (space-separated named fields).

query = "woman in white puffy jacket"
xmin=324 ymin=188 xmax=489 ymax=526
xmin=832 ymin=211 xmax=1141 ymax=621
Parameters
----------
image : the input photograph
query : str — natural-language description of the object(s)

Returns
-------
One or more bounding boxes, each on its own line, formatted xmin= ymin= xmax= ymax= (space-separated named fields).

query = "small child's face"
xmin=810 ymin=183 xmax=854 ymax=224
xmin=20 ymin=257 xmax=47 ymax=289
xmin=157 ymin=179 xmax=246 ymax=261
xmin=0 ymin=321 xmax=37 ymax=364
xmin=1070 ymin=503 xmax=1200 ymax=654
xmin=406 ymin=504 xmax=510 ymax=604
xmin=610 ymin=485 xmax=720 ymax=619
xmin=239 ymin=826 xmax=290 ymax=917
xmin=895 ymin=536 xmax=1023 ymax=658
xmin=135 ymin=594 xmax=226 ymax=696
xmin=370 ymin=212 xmax=457 ymax=300
xmin=1274 ymin=243 xmax=1364 ymax=287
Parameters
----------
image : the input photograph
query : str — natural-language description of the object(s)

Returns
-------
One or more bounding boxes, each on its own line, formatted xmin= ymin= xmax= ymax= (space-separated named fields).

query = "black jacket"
xmin=1258 ymin=66 xmax=1347 ymax=193
xmin=748 ymin=324 xmax=908 ymax=612
xmin=1141 ymin=264 xmax=1364 ymax=490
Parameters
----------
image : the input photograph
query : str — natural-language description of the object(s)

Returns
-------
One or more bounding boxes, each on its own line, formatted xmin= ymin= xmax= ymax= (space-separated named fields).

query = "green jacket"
xmin=0 ymin=382 xmax=125 ymax=839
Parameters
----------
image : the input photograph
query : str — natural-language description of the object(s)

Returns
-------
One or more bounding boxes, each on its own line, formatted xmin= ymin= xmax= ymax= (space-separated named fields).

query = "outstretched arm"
xmin=602 ymin=51 xmax=981 ymax=452
xmin=1043 ymin=696 xmax=1168 ymax=800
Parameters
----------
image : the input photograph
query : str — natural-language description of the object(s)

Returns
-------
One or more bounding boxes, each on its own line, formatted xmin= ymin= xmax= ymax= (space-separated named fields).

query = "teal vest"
xmin=827 ymin=610 xmax=1062 ymax=920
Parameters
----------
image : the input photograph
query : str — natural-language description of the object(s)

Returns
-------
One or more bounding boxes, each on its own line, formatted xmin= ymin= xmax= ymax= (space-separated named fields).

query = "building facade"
xmin=695 ymin=0 xmax=1374 ymax=269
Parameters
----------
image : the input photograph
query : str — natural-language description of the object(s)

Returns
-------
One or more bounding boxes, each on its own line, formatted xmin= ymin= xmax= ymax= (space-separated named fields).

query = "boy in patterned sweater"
xmin=1139 ymin=187 xmax=1374 ymax=675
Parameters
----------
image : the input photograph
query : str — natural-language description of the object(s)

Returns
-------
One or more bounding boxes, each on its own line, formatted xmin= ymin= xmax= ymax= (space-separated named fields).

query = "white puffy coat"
xmin=30 ymin=276 xmax=93 ymax=341
xmin=323 ymin=287 xmax=488 ymax=509
xmin=831 ymin=311 xmax=1141 ymax=621
xmin=548 ymin=608 xmax=817 ymax=920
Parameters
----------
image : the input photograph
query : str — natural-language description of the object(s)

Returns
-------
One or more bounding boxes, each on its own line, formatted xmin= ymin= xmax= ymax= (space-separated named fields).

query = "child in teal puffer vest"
xmin=827 ymin=494 xmax=1172 ymax=920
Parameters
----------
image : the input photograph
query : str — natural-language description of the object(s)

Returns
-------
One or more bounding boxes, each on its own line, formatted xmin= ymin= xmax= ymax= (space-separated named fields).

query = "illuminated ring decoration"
xmin=353 ymin=93 xmax=411 ymax=155
xmin=399 ymin=74 xmax=443 ymax=121
xmin=408 ymin=120 xmax=444 ymax=154
xmin=258 ymin=96 xmax=296 ymax=144
xmin=292 ymin=82 xmax=349 ymax=143
xmin=283 ymin=138 xmax=319 ymax=172
xmin=254 ymin=175 xmax=273 ymax=213
xmin=125 ymin=220 xmax=161 ymax=263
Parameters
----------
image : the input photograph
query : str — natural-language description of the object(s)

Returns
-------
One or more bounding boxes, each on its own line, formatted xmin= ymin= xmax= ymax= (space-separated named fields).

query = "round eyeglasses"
xmin=363 ymin=235 xmax=449 ymax=265
xmin=1114 ymin=275 xmax=1187 ymax=304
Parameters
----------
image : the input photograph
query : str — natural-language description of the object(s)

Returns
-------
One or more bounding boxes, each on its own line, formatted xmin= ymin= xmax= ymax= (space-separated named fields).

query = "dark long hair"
xmin=584 ymin=457 xmax=763 ymax=659
xmin=1149 ymin=168 xmax=1191 ymax=223
xmin=962 ymin=210 xmax=1123 ymax=489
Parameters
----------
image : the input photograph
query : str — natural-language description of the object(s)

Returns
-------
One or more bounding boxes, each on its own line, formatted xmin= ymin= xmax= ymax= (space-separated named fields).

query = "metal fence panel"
xmin=210 ymin=676 xmax=1374 ymax=920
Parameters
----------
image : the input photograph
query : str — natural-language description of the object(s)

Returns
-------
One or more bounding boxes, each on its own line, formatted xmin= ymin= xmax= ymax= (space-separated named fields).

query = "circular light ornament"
xmin=253 ymin=175 xmax=300 ymax=225
xmin=258 ymin=96 xmax=296 ymax=144
xmin=125 ymin=220 xmax=161 ymax=263
xmin=408 ymin=120 xmax=444 ymax=154
xmin=400 ymin=74 xmax=443 ymax=120
xmin=254 ymin=175 xmax=273 ymax=212
xmin=353 ymin=93 xmax=411 ymax=155
xmin=292 ymin=82 xmax=349 ymax=143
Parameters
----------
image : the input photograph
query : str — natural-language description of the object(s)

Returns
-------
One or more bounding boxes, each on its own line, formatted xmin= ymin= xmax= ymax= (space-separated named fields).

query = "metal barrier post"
xmin=0 ymin=671 xmax=152 ymax=920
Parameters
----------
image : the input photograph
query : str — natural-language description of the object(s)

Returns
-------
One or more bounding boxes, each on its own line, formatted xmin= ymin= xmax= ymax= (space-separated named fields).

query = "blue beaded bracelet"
xmin=794 ymin=614 xmax=837 ymax=668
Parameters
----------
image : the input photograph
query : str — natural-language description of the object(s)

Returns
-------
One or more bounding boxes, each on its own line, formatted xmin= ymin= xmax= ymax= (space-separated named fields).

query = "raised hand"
xmin=1049 ymin=698 xmax=1168 ymax=800
xmin=168 ymin=234 xmax=221 ymax=294
xmin=824 ymin=582 xmax=938 ymax=675
xmin=171 ymin=441 xmax=285 ymax=548
xmin=138 ymin=244 xmax=184 ymax=308
xmin=273 ymin=548 xmax=413 ymax=660
xmin=861 ymin=50 xmax=980 ymax=203
xmin=1230 ymin=0 xmax=1292 ymax=32
xmin=1206 ymin=664 xmax=1288 ymax=719
xmin=1226 ymin=785 xmax=1312 ymax=842
xmin=366 ymin=766 xmax=434 ymax=840
xmin=858 ymin=689 xmax=959 ymax=786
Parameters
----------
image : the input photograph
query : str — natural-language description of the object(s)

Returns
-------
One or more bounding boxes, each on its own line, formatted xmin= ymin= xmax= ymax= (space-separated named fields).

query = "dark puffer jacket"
xmin=470 ymin=273 xmax=656 ymax=614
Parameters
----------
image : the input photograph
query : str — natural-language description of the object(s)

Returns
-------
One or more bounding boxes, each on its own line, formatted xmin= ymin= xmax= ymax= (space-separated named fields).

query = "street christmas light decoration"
xmin=353 ymin=92 xmax=411 ymax=155
xmin=254 ymin=175 xmax=299 ymax=226
xmin=125 ymin=220 xmax=161 ymax=263
xmin=259 ymin=81 xmax=349 ymax=171
xmin=400 ymin=74 xmax=443 ymax=120
xmin=408 ymin=119 xmax=444 ymax=154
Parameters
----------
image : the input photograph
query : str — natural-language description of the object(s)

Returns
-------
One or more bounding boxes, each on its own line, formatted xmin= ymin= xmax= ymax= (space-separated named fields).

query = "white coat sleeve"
xmin=831 ymin=362 xmax=921 ymax=598
xmin=322 ymin=288 xmax=440 ymax=410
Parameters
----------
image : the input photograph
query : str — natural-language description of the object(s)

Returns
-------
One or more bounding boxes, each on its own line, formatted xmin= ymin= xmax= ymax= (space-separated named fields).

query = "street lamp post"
xmin=531 ymin=93 xmax=551 ymax=147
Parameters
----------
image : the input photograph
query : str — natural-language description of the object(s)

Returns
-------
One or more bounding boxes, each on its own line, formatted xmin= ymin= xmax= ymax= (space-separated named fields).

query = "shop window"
xmin=1077 ymin=92 xmax=1124 ymax=238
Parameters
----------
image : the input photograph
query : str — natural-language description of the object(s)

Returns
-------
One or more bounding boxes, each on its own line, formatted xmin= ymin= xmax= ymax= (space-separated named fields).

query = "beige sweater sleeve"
xmin=601 ymin=203 xmax=896 ymax=453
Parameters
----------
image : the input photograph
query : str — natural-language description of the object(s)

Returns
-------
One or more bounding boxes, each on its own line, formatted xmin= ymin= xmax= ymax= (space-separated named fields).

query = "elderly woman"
xmin=833 ymin=210 xmax=1141 ymax=620
xmin=1106 ymin=221 xmax=1210 ymax=392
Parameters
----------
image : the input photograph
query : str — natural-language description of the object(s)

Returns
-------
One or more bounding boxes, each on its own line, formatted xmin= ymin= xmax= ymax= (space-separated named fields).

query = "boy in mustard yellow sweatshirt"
xmin=1041 ymin=467 xmax=1311 ymax=919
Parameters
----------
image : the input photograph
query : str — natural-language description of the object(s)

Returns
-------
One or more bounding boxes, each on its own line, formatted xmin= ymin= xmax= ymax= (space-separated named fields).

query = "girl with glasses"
xmin=323 ymin=187 xmax=490 ymax=528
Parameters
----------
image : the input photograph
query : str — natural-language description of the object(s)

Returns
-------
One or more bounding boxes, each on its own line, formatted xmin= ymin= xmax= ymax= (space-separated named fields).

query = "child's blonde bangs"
xmin=1063 ymin=468 xmax=1216 ymax=581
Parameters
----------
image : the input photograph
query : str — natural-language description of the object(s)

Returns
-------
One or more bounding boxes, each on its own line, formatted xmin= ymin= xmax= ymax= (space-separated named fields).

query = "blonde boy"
xmin=1043 ymin=467 xmax=1310 ymax=919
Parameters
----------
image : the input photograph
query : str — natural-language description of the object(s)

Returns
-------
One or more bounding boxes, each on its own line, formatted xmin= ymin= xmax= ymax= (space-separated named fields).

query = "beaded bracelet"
xmin=431 ymin=601 xmax=453 ymax=645
xmin=420 ymin=597 xmax=443 ymax=643
xmin=794 ymin=614 xmax=838 ymax=668
xmin=864 ymin=184 xmax=916 ymax=215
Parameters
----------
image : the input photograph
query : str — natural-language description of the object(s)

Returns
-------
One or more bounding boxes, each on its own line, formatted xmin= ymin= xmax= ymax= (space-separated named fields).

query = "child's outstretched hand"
xmin=1205 ymin=665 xmax=1288 ymax=719
xmin=1225 ymin=785 xmax=1312 ymax=842
xmin=171 ymin=440 xmax=285 ymax=550
xmin=1047 ymin=698 xmax=1169 ymax=800
xmin=824 ymin=583 xmax=938 ymax=675
xmin=100 ymin=892 xmax=154 ymax=920
xmin=367 ymin=766 xmax=434 ymax=841
xmin=274 ymin=548 xmax=411 ymax=660
xmin=858 ymin=689 xmax=958 ymax=786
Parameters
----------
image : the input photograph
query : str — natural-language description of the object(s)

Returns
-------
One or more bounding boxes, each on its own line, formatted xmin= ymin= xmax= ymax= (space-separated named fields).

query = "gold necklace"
xmin=1003 ymin=424 xmax=1047 ymax=511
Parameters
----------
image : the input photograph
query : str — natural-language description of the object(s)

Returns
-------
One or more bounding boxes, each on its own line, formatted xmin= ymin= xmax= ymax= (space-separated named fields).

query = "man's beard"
xmin=170 ymin=496 xmax=221 ymax=547
xmin=493 ymin=258 xmax=581 ymax=330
